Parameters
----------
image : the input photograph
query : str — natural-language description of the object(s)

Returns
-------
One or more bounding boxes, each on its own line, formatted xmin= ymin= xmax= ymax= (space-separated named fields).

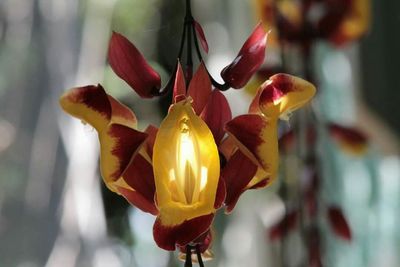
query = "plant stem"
xmin=195 ymin=245 xmax=205 ymax=267
xmin=184 ymin=0 xmax=194 ymax=83
xmin=184 ymin=245 xmax=192 ymax=267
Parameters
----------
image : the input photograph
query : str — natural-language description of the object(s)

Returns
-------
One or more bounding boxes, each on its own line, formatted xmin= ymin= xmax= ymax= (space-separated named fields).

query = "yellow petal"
xmin=153 ymin=99 xmax=220 ymax=226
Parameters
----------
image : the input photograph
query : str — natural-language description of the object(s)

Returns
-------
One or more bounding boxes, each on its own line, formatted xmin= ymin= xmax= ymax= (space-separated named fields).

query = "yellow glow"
xmin=171 ymin=117 xmax=206 ymax=204
xmin=200 ymin=167 xmax=208 ymax=191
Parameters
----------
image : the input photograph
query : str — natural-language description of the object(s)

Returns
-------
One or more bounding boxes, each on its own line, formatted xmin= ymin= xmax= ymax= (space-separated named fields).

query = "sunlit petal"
xmin=153 ymin=99 xmax=219 ymax=247
xmin=259 ymin=73 xmax=316 ymax=120
xmin=221 ymin=23 xmax=268 ymax=89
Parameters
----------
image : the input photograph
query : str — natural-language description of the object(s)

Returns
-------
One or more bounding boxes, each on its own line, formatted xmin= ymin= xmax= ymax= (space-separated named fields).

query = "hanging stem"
xmin=184 ymin=245 xmax=193 ymax=267
xmin=185 ymin=23 xmax=193 ymax=83
xmin=177 ymin=22 xmax=187 ymax=60
xmin=184 ymin=0 xmax=194 ymax=83
xmin=184 ymin=0 xmax=229 ymax=90
xmin=154 ymin=0 xmax=231 ymax=96
xmin=195 ymin=245 xmax=205 ymax=267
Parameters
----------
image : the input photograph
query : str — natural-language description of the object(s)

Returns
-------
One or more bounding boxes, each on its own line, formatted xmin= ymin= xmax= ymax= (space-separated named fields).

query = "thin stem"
xmin=184 ymin=0 xmax=194 ymax=83
xmin=177 ymin=23 xmax=187 ymax=60
xmin=195 ymin=245 xmax=205 ymax=267
xmin=184 ymin=245 xmax=192 ymax=267
xmin=192 ymin=24 xmax=203 ymax=63
xmin=185 ymin=0 xmax=192 ymax=17
xmin=189 ymin=0 xmax=231 ymax=91
xmin=189 ymin=2 xmax=230 ymax=90
xmin=185 ymin=22 xmax=193 ymax=83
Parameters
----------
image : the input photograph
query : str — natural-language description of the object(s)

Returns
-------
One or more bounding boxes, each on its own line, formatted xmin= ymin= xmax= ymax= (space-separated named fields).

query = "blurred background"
xmin=0 ymin=0 xmax=399 ymax=266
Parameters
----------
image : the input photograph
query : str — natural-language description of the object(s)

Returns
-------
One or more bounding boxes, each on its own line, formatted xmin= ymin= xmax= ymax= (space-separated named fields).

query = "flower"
xmin=60 ymin=62 xmax=228 ymax=253
xmin=60 ymin=17 xmax=315 ymax=261
xmin=152 ymin=66 xmax=223 ymax=250
xmin=153 ymin=112 xmax=219 ymax=248
xmin=254 ymin=0 xmax=370 ymax=46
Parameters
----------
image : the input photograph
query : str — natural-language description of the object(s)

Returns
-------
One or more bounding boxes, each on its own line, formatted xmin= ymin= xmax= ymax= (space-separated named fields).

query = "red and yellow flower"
xmin=254 ymin=0 xmax=370 ymax=46
xmin=60 ymin=20 xmax=315 ymax=260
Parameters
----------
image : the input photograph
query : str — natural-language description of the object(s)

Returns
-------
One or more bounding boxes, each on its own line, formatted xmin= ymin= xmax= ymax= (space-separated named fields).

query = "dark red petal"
xmin=117 ymin=186 xmax=158 ymax=215
xmin=153 ymin=213 xmax=214 ymax=251
xmin=221 ymin=23 xmax=268 ymax=89
xmin=225 ymin=114 xmax=268 ymax=167
xmin=269 ymin=210 xmax=298 ymax=241
xmin=214 ymin=177 xmax=226 ymax=209
xmin=327 ymin=206 xmax=352 ymax=241
xmin=107 ymin=95 xmax=137 ymax=127
xmin=108 ymin=32 xmax=161 ymax=98
xmin=194 ymin=20 xmax=209 ymax=54
xmin=173 ymin=62 xmax=187 ymax=102
xmin=144 ymin=124 xmax=158 ymax=158
xmin=222 ymin=151 xmax=258 ymax=213
xmin=107 ymin=124 xmax=148 ymax=180
xmin=200 ymin=90 xmax=232 ymax=145
xmin=188 ymin=62 xmax=212 ymax=114
xmin=122 ymin=154 xmax=156 ymax=209
xmin=328 ymin=123 xmax=368 ymax=146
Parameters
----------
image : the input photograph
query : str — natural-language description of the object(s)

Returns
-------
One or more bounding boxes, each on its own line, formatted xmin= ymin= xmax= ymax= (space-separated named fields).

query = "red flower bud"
xmin=108 ymin=32 xmax=161 ymax=98
xmin=221 ymin=23 xmax=268 ymax=89
xmin=327 ymin=206 xmax=352 ymax=241
xmin=328 ymin=123 xmax=368 ymax=155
